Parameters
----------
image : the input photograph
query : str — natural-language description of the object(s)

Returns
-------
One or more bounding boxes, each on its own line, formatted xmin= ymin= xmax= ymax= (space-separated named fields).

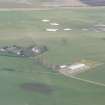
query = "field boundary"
xmin=0 ymin=6 xmax=105 ymax=11
xmin=0 ymin=8 xmax=50 ymax=11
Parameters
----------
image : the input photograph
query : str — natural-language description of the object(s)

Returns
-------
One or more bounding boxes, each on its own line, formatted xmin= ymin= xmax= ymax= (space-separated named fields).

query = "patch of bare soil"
xmin=20 ymin=83 xmax=54 ymax=94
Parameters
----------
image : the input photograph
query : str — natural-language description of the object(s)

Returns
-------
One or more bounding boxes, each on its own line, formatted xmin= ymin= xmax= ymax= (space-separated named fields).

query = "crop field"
xmin=0 ymin=8 xmax=105 ymax=105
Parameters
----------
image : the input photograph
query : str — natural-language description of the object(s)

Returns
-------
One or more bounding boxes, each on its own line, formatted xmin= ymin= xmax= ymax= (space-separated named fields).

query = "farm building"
xmin=32 ymin=47 xmax=40 ymax=53
xmin=59 ymin=63 xmax=88 ymax=70
xmin=68 ymin=63 xmax=88 ymax=70
xmin=59 ymin=63 xmax=90 ymax=75
xmin=0 ymin=45 xmax=48 ymax=57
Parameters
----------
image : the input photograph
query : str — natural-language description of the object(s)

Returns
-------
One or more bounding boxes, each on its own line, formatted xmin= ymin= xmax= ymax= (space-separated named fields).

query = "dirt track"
xmin=70 ymin=76 xmax=105 ymax=87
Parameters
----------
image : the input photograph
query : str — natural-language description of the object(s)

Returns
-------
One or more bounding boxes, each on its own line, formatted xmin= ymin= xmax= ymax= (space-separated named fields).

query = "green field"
xmin=0 ymin=8 xmax=105 ymax=105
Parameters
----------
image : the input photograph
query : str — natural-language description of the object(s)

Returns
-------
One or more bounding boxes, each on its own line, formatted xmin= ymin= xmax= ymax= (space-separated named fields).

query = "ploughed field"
xmin=0 ymin=8 xmax=105 ymax=105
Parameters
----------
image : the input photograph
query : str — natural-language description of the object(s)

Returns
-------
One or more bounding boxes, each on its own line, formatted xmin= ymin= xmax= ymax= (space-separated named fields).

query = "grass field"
xmin=0 ymin=8 xmax=105 ymax=105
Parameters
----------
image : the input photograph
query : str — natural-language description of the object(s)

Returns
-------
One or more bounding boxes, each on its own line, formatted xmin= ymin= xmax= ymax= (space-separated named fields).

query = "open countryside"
xmin=0 ymin=0 xmax=105 ymax=105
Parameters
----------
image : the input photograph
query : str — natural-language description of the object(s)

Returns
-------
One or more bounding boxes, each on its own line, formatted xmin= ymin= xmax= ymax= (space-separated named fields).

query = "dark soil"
xmin=3 ymin=68 xmax=15 ymax=72
xmin=20 ymin=83 xmax=54 ymax=94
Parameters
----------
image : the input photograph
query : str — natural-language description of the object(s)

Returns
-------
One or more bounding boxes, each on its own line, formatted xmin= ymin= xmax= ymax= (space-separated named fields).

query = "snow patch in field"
xmin=50 ymin=23 xmax=59 ymax=26
xmin=64 ymin=28 xmax=72 ymax=31
xmin=42 ymin=19 xmax=50 ymax=22
xmin=46 ymin=28 xmax=58 ymax=32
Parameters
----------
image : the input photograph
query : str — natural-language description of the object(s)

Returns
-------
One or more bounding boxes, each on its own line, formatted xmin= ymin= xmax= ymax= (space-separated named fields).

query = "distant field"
xmin=0 ymin=8 xmax=105 ymax=105
xmin=1 ymin=0 xmax=105 ymax=8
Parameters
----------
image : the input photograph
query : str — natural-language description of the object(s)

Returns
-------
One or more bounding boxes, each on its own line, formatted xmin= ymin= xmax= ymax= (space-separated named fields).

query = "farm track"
xmin=70 ymin=76 xmax=105 ymax=87
xmin=21 ymin=69 xmax=105 ymax=88
xmin=70 ymin=63 xmax=105 ymax=87
xmin=59 ymin=63 xmax=105 ymax=87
